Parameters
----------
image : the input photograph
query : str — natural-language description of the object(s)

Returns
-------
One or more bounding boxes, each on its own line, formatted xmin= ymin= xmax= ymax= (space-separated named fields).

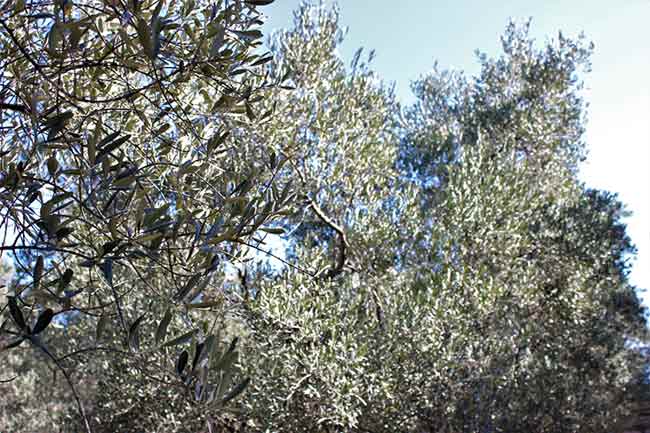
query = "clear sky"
xmin=261 ymin=0 xmax=650 ymax=304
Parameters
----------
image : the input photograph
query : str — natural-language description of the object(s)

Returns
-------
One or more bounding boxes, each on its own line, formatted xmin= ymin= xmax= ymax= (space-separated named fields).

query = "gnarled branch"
xmin=307 ymin=199 xmax=349 ymax=279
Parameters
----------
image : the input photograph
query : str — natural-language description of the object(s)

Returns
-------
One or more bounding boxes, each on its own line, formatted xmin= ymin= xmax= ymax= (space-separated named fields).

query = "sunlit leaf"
xmin=162 ymin=329 xmax=199 ymax=347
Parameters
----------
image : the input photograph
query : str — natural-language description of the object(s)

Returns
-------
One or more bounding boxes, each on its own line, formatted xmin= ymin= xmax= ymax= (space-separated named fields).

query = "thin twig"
xmin=30 ymin=338 xmax=93 ymax=433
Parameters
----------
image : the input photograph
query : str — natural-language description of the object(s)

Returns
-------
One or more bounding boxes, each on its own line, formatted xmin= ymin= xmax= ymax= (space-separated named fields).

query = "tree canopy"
xmin=1 ymin=2 xmax=647 ymax=432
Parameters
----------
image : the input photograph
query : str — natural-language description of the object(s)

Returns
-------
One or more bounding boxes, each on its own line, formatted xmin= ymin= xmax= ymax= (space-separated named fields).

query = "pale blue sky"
xmin=261 ymin=1 xmax=650 ymax=301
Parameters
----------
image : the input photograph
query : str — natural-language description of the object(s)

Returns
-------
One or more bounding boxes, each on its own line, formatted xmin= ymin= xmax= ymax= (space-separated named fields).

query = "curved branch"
xmin=307 ymin=199 xmax=349 ymax=279
xmin=30 ymin=338 xmax=93 ymax=433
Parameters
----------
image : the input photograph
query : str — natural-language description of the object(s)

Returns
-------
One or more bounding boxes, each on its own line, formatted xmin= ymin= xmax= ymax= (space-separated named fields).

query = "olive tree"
xmin=0 ymin=0 xmax=291 ymax=430
xmin=2 ymin=2 xmax=646 ymax=432
xmin=232 ymin=10 xmax=647 ymax=432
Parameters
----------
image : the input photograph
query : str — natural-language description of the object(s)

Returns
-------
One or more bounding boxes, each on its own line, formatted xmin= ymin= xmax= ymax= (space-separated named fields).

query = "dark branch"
xmin=0 ymin=102 xmax=30 ymax=114
xmin=308 ymin=199 xmax=349 ymax=279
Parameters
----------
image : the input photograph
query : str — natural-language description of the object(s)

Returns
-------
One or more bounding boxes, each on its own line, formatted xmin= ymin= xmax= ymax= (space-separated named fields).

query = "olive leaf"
xmin=128 ymin=314 xmax=146 ymax=352
xmin=32 ymin=309 xmax=54 ymax=335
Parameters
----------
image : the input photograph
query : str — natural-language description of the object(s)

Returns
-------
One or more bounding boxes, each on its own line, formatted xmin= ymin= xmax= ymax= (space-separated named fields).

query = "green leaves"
xmin=176 ymin=350 xmax=189 ymax=375
xmin=46 ymin=157 xmax=59 ymax=177
xmin=142 ymin=204 xmax=170 ymax=229
xmin=1 ymin=0 xmax=284 ymax=426
xmin=0 ymin=2 xmax=637 ymax=432
xmin=31 ymin=309 xmax=54 ymax=335
xmin=95 ymin=134 xmax=131 ymax=163
xmin=222 ymin=377 xmax=250 ymax=403
xmin=58 ymin=269 xmax=74 ymax=291
xmin=165 ymin=332 xmax=249 ymax=406
xmin=259 ymin=226 xmax=285 ymax=235
xmin=33 ymin=256 xmax=44 ymax=290
xmin=207 ymin=131 xmax=230 ymax=156
xmin=136 ymin=18 xmax=154 ymax=60
xmin=43 ymin=111 xmax=73 ymax=140
xmin=7 ymin=297 xmax=27 ymax=332
xmin=192 ymin=334 xmax=216 ymax=372
xmin=134 ymin=0 xmax=165 ymax=60
xmin=173 ymin=274 xmax=201 ymax=302
xmin=47 ymin=22 xmax=63 ymax=55
xmin=96 ymin=314 xmax=110 ymax=341
xmin=161 ymin=329 xmax=199 ymax=348
xmin=100 ymin=260 xmax=113 ymax=286
xmin=4 ymin=297 xmax=54 ymax=345
xmin=150 ymin=4 xmax=164 ymax=60
xmin=155 ymin=308 xmax=172 ymax=345
xmin=128 ymin=315 xmax=146 ymax=351
xmin=230 ymin=29 xmax=263 ymax=42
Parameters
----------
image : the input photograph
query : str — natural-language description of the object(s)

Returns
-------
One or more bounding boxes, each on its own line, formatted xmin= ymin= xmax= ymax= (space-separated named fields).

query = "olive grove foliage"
xmin=0 ymin=1 xmax=647 ymax=432
xmin=231 ymin=7 xmax=646 ymax=433
xmin=396 ymin=23 xmax=647 ymax=431
xmin=230 ymin=4 xmax=411 ymax=429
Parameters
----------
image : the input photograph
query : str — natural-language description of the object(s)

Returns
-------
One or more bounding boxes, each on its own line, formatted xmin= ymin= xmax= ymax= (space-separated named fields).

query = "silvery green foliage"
xmin=397 ymin=20 xmax=646 ymax=432
xmin=234 ymin=8 xmax=646 ymax=433
xmin=231 ymin=3 xmax=414 ymax=430
xmin=239 ymin=2 xmax=404 ymax=273
xmin=1 ymin=2 xmax=646 ymax=431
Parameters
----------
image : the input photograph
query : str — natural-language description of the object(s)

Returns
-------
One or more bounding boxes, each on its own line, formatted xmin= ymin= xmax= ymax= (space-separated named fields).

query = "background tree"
xmin=230 ymin=7 xmax=647 ymax=432
xmin=228 ymin=4 xmax=410 ymax=430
